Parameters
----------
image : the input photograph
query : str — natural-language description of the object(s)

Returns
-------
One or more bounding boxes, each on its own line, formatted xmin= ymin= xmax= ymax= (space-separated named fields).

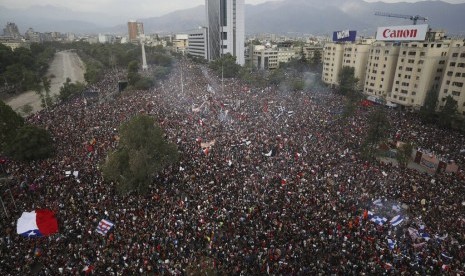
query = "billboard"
xmin=376 ymin=24 xmax=428 ymax=41
xmin=332 ymin=30 xmax=357 ymax=42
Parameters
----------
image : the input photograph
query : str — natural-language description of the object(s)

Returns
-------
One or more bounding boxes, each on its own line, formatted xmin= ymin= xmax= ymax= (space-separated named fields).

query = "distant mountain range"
xmin=1 ymin=0 xmax=465 ymax=37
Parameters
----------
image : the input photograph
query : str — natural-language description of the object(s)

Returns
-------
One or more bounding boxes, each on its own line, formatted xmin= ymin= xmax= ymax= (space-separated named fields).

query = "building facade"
xmin=253 ymin=46 xmax=278 ymax=70
xmin=173 ymin=34 xmax=189 ymax=53
xmin=389 ymin=41 xmax=450 ymax=109
xmin=188 ymin=28 xmax=209 ymax=60
xmin=3 ymin=22 xmax=21 ymax=38
xmin=439 ymin=41 xmax=465 ymax=115
xmin=128 ymin=21 xmax=144 ymax=43
xmin=322 ymin=43 xmax=344 ymax=87
xmin=205 ymin=0 xmax=245 ymax=65
xmin=364 ymin=42 xmax=400 ymax=102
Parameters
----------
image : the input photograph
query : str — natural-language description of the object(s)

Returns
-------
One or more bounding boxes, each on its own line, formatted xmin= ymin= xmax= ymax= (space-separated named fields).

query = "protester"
xmin=0 ymin=59 xmax=464 ymax=275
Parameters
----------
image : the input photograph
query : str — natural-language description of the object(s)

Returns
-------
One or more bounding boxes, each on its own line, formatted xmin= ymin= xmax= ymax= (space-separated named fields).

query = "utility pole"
xmin=180 ymin=57 xmax=184 ymax=95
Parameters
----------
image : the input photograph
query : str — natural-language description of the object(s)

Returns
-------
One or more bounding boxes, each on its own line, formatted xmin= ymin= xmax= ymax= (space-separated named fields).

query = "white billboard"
xmin=376 ymin=24 xmax=428 ymax=41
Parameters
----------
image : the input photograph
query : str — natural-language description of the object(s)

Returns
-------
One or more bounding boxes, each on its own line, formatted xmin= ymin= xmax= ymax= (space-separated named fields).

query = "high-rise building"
xmin=3 ymin=22 xmax=21 ymax=38
xmin=128 ymin=20 xmax=144 ymax=43
xmin=389 ymin=40 xmax=450 ymax=109
xmin=322 ymin=43 xmax=344 ymax=87
xmin=438 ymin=41 xmax=465 ymax=115
xmin=322 ymin=39 xmax=374 ymax=89
xmin=188 ymin=27 xmax=209 ymax=60
xmin=205 ymin=0 xmax=245 ymax=65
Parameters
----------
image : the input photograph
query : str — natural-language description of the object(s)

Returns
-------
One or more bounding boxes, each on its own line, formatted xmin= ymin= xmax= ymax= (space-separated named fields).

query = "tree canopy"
xmin=0 ymin=100 xmax=24 ymax=153
xmin=362 ymin=108 xmax=391 ymax=159
xmin=419 ymin=89 xmax=439 ymax=123
xmin=209 ymin=53 xmax=241 ymax=78
xmin=102 ymin=115 xmax=179 ymax=194
xmin=438 ymin=95 xmax=458 ymax=128
xmin=4 ymin=125 xmax=54 ymax=161
xmin=0 ymin=43 xmax=55 ymax=93
xmin=338 ymin=66 xmax=359 ymax=97
xmin=59 ymin=78 xmax=86 ymax=101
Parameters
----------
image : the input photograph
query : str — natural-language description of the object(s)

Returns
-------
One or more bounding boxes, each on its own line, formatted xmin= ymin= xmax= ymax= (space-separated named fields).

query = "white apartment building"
xmin=439 ymin=41 xmax=465 ymax=115
xmin=322 ymin=43 xmax=344 ymax=87
xmin=389 ymin=41 xmax=450 ymax=109
xmin=364 ymin=42 xmax=401 ymax=101
xmin=342 ymin=39 xmax=375 ymax=90
xmin=188 ymin=28 xmax=208 ymax=60
xmin=173 ymin=34 xmax=188 ymax=53
xmin=303 ymin=46 xmax=324 ymax=63
xmin=253 ymin=45 xmax=278 ymax=70
xmin=322 ymin=40 xmax=373 ymax=88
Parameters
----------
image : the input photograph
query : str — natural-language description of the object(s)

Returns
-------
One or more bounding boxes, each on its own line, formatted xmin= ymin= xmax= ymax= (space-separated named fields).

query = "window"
xmin=452 ymin=82 xmax=463 ymax=88
xmin=444 ymin=89 xmax=448 ymax=93
xmin=437 ymin=68 xmax=443 ymax=73
xmin=452 ymin=53 xmax=459 ymax=57
xmin=221 ymin=32 xmax=227 ymax=40
xmin=452 ymin=91 xmax=461 ymax=97
xmin=220 ymin=0 xmax=228 ymax=26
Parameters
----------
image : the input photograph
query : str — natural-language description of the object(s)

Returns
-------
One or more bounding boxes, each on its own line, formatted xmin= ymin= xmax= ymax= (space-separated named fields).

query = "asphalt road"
xmin=5 ymin=50 xmax=86 ymax=114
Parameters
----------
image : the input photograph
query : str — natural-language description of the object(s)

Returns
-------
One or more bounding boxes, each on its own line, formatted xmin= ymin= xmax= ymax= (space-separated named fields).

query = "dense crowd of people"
xmin=1 ymin=58 xmax=464 ymax=275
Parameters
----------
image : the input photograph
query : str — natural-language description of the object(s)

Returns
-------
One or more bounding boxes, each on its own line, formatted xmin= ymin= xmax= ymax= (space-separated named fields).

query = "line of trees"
xmin=0 ymin=43 xmax=56 ymax=94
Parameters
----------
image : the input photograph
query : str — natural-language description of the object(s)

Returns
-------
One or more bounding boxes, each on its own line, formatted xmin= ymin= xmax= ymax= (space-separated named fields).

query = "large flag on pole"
xmin=17 ymin=210 xmax=58 ymax=237
xmin=96 ymin=219 xmax=114 ymax=236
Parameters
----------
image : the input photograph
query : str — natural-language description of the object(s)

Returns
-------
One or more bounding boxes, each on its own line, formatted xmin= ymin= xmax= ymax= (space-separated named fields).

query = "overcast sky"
xmin=2 ymin=0 xmax=465 ymax=18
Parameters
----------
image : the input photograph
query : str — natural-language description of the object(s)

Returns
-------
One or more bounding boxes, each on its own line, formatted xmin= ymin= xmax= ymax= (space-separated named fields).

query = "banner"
xmin=376 ymin=24 xmax=428 ymax=41
xmin=332 ymin=30 xmax=357 ymax=42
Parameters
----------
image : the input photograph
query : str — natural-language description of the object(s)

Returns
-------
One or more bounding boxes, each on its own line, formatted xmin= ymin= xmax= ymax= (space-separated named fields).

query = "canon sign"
xmin=376 ymin=24 xmax=428 ymax=41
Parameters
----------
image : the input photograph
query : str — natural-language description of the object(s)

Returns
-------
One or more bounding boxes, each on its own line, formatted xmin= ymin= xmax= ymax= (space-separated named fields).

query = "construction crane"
xmin=375 ymin=11 xmax=428 ymax=25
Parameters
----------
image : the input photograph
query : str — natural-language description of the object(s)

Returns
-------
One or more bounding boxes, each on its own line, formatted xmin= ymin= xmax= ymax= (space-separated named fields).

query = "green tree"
xmin=290 ymin=78 xmax=305 ymax=91
xmin=0 ymin=100 xmax=25 ymax=153
xmin=5 ymin=125 xmax=54 ymax=161
xmin=102 ymin=115 xmax=179 ymax=194
xmin=35 ymin=77 xmax=53 ymax=109
xmin=396 ymin=142 xmax=414 ymax=168
xmin=84 ymin=61 xmax=104 ymax=84
xmin=134 ymin=77 xmax=154 ymax=90
xmin=362 ymin=109 xmax=391 ymax=160
xmin=310 ymin=49 xmax=322 ymax=66
xmin=438 ymin=95 xmax=458 ymax=128
xmin=338 ymin=66 xmax=359 ymax=97
xmin=209 ymin=53 xmax=241 ymax=78
xmin=268 ymin=68 xmax=286 ymax=86
xmin=419 ymin=89 xmax=439 ymax=123
xmin=127 ymin=61 xmax=141 ymax=86
xmin=59 ymin=78 xmax=86 ymax=101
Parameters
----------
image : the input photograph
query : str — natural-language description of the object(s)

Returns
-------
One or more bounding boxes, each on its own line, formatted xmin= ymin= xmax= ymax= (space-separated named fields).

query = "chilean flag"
xmin=17 ymin=210 xmax=58 ymax=237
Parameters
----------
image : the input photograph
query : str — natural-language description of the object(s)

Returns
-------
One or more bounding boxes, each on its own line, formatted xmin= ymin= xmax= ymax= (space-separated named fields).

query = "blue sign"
xmin=332 ymin=30 xmax=357 ymax=42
